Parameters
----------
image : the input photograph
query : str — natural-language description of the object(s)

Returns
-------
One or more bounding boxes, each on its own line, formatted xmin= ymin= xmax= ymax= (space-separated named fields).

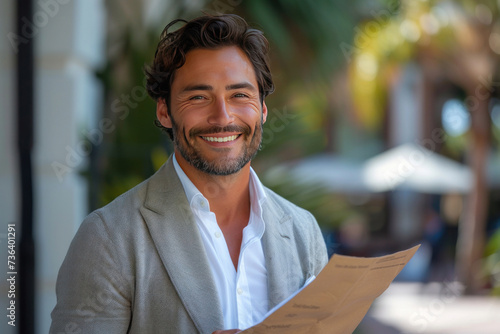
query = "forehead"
xmin=172 ymin=46 xmax=258 ymax=88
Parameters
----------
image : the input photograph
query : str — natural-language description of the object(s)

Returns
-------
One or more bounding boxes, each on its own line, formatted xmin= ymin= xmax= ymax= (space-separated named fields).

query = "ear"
xmin=156 ymin=98 xmax=172 ymax=128
xmin=262 ymin=101 xmax=268 ymax=124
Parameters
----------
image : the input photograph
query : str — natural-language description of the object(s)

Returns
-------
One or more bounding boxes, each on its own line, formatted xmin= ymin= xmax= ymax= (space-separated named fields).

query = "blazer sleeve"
xmin=50 ymin=211 xmax=132 ymax=334
xmin=306 ymin=210 xmax=329 ymax=276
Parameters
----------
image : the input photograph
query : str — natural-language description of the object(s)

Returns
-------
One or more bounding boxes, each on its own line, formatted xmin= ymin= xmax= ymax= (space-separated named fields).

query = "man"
xmin=51 ymin=14 xmax=327 ymax=334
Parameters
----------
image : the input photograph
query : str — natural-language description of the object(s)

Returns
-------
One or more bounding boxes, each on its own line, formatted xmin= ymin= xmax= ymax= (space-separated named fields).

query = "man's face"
xmin=157 ymin=46 xmax=268 ymax=175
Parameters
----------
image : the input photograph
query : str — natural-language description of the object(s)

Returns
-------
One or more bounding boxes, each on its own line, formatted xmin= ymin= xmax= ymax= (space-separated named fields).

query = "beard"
xmin=170 ymin=114 xmax=263 ymax=176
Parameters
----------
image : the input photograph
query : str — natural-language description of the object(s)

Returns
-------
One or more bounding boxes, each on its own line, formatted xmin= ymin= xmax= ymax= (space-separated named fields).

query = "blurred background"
xmin=1 ymin=0 xmax=500 ymax=333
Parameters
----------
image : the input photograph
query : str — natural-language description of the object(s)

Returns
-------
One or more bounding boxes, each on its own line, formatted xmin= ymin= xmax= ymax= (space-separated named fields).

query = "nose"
xmin=207 ymin=98 xmax=234 ymax=126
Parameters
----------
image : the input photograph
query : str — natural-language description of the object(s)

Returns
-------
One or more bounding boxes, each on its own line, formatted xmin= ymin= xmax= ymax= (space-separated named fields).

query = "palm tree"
xmin=349 ymin=0 xmax=499 ymax=292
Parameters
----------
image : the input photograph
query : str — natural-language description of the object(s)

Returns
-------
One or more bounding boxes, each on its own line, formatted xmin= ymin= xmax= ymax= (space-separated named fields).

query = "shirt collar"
xmin=172 ymin=153 xmax=267 ymax=215
xmin=248 ymin=166 xmax=267 ymax=218
xmin=172 ymin=154 xmax=196 ymax=203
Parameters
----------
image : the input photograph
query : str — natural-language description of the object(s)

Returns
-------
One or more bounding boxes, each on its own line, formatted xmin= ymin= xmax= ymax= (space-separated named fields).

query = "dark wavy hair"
xmin=145 ymin=14 xmax=275 ymax=139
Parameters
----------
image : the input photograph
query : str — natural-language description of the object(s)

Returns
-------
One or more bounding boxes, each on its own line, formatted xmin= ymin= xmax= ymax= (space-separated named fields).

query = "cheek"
xmin=236 ymin=105 xmax=263 ymax=122
xmin=170 ymin=115 xmax=193 ymax=143
xmin=171 ymin=112 xmax=195 ymax=132
xmin=179 ymin=107 xmax=211 ymax=125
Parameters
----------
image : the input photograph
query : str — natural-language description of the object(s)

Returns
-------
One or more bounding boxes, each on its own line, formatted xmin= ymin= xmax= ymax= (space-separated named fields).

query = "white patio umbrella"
xmin=264 ymin=154 xmax=369 ymax=193
xmin=265 ymin=143 xmax=473 ymax=194
xmin=362 ymin=143 xmax=472 ymax=193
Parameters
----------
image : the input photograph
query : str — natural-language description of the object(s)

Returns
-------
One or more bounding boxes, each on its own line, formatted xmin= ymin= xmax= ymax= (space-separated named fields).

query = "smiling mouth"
xmin=201 ymin=134 xmax=240 ymax=143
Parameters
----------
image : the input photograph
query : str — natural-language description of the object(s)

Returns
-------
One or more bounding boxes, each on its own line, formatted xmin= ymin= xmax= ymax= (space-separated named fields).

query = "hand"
xmin=212 ymin=330 xmax=241 ymax=334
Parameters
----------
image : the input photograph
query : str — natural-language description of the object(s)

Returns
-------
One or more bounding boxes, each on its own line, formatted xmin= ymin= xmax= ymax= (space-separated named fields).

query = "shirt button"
xmin=237 ymin=288 xmax=243 ymax=295
xmin=214 ymin=231 xmax=222 ymax=238
xmin=200 ymin=201 xmax=206 ymax=208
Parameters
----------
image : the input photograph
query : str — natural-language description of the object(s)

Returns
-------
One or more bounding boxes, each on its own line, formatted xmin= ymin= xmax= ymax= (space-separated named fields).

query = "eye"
xmin=189 ymin=95 xmax=205 ymax=100
xmin=233 ymin=93 xmax=249 ymax=98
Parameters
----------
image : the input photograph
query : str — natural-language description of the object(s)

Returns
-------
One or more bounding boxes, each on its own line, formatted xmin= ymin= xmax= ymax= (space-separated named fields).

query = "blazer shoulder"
xmin=79 ymin=159 xmax=181 ymax=243
xmin=99 ymin=178 xmax=149 ymax=212
xmin=90 ymin=178 xmax=149 ymax=227
xmin=263 ymin=186 xmax=316 ymax=224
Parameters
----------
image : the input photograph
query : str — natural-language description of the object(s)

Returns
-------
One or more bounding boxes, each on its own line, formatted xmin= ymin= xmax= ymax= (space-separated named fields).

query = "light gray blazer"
xmin=50 ymin=157 xmax=328 ymax=334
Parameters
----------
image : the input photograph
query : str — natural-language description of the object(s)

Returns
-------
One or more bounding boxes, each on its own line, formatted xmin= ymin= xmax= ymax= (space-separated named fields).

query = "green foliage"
xmin=238 ymin=0 xmax=361 ymax=176
xmin=89 ymin=10 xmax=177 ymax=208
xmin=242 ymin=0 xmax=357 ymax=83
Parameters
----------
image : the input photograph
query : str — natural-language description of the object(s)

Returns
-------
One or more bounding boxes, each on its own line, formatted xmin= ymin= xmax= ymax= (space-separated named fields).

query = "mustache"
xmin=189 ymin=124 xmax=252 ymax=137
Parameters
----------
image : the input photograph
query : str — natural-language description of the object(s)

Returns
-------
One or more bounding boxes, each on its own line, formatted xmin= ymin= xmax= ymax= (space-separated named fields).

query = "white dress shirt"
xmin=173 ymin=154 xmax=269 ymax=330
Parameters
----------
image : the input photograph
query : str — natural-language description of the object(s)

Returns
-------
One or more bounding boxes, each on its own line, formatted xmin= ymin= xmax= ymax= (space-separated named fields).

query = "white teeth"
xmin=202 ymin=135 xmax=238 ymax=143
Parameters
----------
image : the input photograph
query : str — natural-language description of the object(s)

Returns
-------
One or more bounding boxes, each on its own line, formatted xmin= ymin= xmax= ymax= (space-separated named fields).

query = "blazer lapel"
xmin=139 ymin=157 xmax=224 ymax=333
xmin=261 ymin=196 xmax=297 ymax=310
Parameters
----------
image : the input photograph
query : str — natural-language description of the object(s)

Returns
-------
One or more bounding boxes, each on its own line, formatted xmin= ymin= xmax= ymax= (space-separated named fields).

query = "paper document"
xmin=242 ymin=245 xmax=420 ymax=334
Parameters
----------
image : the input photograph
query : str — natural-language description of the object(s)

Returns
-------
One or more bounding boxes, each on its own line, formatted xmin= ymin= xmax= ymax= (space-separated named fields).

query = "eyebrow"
xmin=226 ymin=82 xmax=257 ymax=91
xmin=182 ymin=84 xmax=213 ymax=92
xmin=181 ymin=82 xmax=257 ymax=93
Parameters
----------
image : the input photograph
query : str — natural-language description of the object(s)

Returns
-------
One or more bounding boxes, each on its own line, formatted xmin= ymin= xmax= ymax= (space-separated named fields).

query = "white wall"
xmin=0 ymin=0 xmax=105 ymax=333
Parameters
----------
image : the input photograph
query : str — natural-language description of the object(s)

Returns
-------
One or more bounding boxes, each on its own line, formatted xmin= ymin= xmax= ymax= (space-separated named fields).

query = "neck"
xmin=175 ymin=152 xmax=253 ymax=269
xmin=175 ymin=152 xmax=252 ymax=225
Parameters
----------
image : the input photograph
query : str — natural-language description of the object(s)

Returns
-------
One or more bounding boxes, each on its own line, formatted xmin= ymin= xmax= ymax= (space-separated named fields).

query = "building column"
xmin=388 ymin=63 xmax=425 ymax=242
xmin=0 ymin=0 xmax=105 ymax=332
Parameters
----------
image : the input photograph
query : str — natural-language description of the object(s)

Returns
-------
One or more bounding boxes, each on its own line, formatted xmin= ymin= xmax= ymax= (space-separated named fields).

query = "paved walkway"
xmin=356 ymin=282 xmax=500 ymax=334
